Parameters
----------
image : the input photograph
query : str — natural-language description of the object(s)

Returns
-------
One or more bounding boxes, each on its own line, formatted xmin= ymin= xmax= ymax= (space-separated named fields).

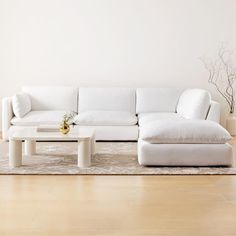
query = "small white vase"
xmin=226 ymin=113 xmax=236 ymax=136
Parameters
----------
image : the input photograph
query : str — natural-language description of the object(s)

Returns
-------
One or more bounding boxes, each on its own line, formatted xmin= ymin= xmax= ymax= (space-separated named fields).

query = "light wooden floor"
xmin=0 ymin=176 xmax=236 ymax=236
xmin=0 ymin=138 xmax=236 ymax=235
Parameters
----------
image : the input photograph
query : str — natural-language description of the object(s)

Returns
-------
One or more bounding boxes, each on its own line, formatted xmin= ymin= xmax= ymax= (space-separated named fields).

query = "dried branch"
xmin=201 ymin=46 xmax=236 ymax=113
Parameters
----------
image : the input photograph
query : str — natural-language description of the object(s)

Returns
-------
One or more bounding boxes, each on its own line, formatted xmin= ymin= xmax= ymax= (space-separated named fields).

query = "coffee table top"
xmin=9 ymin=126 xmax=95 ymax=141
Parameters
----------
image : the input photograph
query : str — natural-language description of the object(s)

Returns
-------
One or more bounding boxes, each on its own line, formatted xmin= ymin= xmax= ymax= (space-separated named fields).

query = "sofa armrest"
xmin=2 ymin=97 xmax=14 ymax=140
xmin=206 ymin=101 xmax=220 ymax=123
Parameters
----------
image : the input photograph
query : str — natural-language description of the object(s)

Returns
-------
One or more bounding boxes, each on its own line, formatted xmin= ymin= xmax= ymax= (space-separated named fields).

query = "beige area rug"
xmin=0 ymin=141 xmax=236 ymax=175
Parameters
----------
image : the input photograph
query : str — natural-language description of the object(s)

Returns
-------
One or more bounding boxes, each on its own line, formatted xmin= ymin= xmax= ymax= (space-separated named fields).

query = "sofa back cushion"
xmin=136 ymin=88 xmax=184 ymax=113
xmin=12 ymin=93 xmax=31 ymax=118
xmin=22 ymin=86 xmax=78 ymax=112
xmin=75 ymin=111 xmax=137 ymax=126
xmin=177 ymin=89 xmax=211 ymax=119
xmin=78 ymin=88 xmax=136 ymax=113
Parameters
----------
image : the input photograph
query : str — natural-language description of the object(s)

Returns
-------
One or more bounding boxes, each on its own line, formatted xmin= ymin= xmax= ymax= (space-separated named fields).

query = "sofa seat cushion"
xmin=140 ymin=120 xmax=231 ymax=144
xmin=75 ymin=111 xmax=137 ymax=126
xmin=138 ymin=112 xmax=184 ymax=127
xmin=11 ymin=111 xmax=66 ymax=126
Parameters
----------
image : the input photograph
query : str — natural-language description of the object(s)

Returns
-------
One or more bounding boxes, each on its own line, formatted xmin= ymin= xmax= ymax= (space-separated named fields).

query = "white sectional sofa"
xmin=2 ymin=86 xmax=233 ymax=166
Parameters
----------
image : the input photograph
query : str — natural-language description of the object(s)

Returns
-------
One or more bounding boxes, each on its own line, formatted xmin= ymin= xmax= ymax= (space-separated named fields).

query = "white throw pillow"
xmin=140 ymin=120 xmax=231 ymax=144
xmin=74 ymin=111 xmax=137 ymax=126
xmin=177 ymin=89 xmax=211 ymax=119
xmin=12 ymin=93 xmax=31 ymax=118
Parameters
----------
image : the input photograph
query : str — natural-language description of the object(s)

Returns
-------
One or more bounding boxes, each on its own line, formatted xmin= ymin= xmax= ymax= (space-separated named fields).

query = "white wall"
xmin=0 ymin=0 xmax=236 ymax=128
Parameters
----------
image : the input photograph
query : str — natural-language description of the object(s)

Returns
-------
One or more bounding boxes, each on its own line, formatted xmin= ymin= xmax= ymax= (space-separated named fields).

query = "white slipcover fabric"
xmin=79 ymin=125 xmax=139 ymax=140
xmin=78 ymin=88 xmax=136 ymax=113
xmin=11 ymin=111 xmax=66 ymax=126
xmin=177 ymin=89 xmax=211 ymax=119
xmin=12 ymin=93 xmax=31 ymax=118
xmin=140 ymin=120 xmax=231 ymax=144
xmin=206 ymin=101 xmax=220 ymax=123
xmin=2 ymin=97 xmax=14 ymax=140
xmin=75 ymin=111 xmax=137 ymax=126
xmin=136 ymin=88 xmax=183 ymax=113
xmin=138 ymin=112 xmax=184 ymax=126
xmin=22 ymin=86 xmax=78 ymax=112
xmin=138 ymin=139 xmax=233 ymax=166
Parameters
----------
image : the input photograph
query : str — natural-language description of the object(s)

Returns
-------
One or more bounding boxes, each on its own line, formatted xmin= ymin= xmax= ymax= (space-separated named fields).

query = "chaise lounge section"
xmin=138 ymin=120 xmax=233 ymax=166
xmin=136 ymin=88 xmax=233 ymax=166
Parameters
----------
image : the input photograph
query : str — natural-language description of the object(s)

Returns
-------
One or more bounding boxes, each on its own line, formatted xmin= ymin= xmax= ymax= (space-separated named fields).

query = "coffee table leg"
xmin=25 ymin=140 xmax=36 ymax=156
xmin=91 ymin=135 xmax=96 ymax=157
xmin=78 ymin=139 xmax=91 ymax=168
xmin=9 ymin=140 xmax=22 ymax=168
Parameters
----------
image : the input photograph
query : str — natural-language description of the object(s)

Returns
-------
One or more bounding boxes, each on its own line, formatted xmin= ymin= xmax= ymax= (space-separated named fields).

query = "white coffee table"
xmin=8 ymin=127 xmax=96 ymax=168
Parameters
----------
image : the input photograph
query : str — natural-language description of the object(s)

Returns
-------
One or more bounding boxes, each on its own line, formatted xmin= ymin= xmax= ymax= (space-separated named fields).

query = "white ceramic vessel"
xmin=226 ymin=113 xmax=236 ymax=136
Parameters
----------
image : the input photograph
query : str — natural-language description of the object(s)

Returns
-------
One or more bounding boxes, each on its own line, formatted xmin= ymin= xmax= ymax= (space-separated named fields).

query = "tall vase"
xmin=226 ymin=113 xmax=236 ymax=136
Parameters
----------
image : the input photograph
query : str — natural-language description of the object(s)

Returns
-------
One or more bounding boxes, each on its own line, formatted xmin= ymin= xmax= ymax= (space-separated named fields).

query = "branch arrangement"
xmin=62 ymin=112 xmax=77 ymax=124
xmin=201 ymin=45 xmax=236 ymax=114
